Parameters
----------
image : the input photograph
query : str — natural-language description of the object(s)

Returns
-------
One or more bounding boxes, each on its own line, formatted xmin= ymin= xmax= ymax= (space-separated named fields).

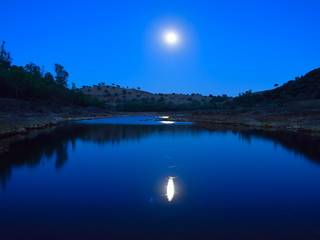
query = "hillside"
xmin=80 ymin=67 xmax=320 ymax=111
xmin=180 ymin=67 xmax=320 ymax=133
xmin=80 ymin=84 xmax=229 ymax=111
xmin=233 ymin=67 xmax=320 ymax=107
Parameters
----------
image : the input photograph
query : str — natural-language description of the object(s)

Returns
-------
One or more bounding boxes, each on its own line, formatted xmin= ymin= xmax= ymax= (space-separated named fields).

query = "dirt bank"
xmin=170 ymin=109 xmax=320 ymax=136
xmin=0 ymin=98 xmax=112 ymax=154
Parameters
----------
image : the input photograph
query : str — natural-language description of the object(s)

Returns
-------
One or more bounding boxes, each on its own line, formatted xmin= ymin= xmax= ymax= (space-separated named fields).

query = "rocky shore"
xmin=0 ymin=98 xmax=111 ymax=154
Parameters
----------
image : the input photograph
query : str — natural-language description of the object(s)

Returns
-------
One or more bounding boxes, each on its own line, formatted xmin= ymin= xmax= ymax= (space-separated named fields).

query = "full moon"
xmin=163 ymin=30 xmax=180 ymax=46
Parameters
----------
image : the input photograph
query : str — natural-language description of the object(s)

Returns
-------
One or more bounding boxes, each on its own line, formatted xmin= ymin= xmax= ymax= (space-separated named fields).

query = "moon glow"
xmin=163 ymin=30 xmax=180 ymax=46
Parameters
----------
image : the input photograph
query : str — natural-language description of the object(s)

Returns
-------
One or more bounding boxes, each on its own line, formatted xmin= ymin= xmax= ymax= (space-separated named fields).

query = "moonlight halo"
xmin=163 ymin=30 xmax=180 ymax=46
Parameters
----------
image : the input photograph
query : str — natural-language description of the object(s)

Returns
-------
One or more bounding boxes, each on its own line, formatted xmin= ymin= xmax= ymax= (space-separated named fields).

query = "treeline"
xmin=0 ymin=41 xmax=104 ymax=108
xmin=116 ymin=96 xmax=229 ymax=111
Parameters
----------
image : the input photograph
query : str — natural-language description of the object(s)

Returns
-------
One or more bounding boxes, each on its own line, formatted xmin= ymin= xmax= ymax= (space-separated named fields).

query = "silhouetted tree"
xmin=0 ymin=41 xmax=11 ymax=69
xmin=0 ymin=42 xmax=104 ymax=107
xmin=24 ymin=63 xmax=41 ymax=77
xmin=44 ymin=72 xmax=54 ymax=83
xmin=54 ymin=64 xmax=69 ymax=88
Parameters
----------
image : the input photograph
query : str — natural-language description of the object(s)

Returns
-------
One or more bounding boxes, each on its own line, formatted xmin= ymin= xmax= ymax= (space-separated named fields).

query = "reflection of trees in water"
xmin=1 ymin=123 xmax=320 ymax=186
xmin=210 ymin=128 xmax=320 ymax=163
xmin=0 ymin=130 xmax=70 ymax=186
xmin=235 ymin=130 xmax=320 ymax=164
xmin=0 ymin=124 xmax=201 ymax=186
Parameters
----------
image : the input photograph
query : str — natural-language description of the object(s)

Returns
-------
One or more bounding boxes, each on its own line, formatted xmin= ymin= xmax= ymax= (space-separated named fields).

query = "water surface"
xmin=1 ymin=116 xmax=320 ymax=240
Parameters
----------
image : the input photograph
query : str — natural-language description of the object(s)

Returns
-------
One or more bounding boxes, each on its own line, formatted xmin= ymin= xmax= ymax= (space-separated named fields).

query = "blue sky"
xmin=1 ymin=0 xmax=320 ymax=95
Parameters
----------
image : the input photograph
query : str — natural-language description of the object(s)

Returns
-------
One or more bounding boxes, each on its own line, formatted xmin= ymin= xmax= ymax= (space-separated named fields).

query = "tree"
xmin=0 ymin=41 xmax=105 ymax=108
xmin=24 ymin=63 xmax=41 ymax=76
xmin=72 ymin=82 xmax=76 ymax=90
xmin=0 ymin=41 xmax=11 ymax=68
xmin=44 ymin=72 xmax=54 ymax=83
xmin=54 ymin=64 xmax=69 ymax=88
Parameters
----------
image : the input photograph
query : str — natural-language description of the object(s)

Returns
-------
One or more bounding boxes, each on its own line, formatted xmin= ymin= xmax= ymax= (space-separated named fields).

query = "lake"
xmin=1 ymin=115 xmax=320 ymax=240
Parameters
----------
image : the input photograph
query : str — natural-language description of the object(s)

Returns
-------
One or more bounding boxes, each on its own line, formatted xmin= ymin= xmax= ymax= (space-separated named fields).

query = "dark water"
xmin=1 ymin=116 xmax=320 ymax=240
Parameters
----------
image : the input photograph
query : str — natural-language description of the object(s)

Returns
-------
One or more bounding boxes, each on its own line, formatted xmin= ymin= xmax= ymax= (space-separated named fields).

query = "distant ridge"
xmin=81 ymin=67 xmax=320 ymax=110
xmin=80 ymin=84 xmax=229 ymax=111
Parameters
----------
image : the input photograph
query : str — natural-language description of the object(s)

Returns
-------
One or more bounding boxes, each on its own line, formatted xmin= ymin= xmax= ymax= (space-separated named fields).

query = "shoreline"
xmin=0 ymin=113 xmax=113 ymax=155
xmin=1 ymin=110 xmax=320 ymax=155
xmin=170 ymin=111 xmax=320 ymax=136
xmin=0 ymin=111 xmax=164 ymax=154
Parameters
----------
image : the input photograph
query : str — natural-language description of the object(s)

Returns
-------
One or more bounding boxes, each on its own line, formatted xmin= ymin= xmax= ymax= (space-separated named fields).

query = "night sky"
xmin=1 ymin=0 xmax=320 ymax=95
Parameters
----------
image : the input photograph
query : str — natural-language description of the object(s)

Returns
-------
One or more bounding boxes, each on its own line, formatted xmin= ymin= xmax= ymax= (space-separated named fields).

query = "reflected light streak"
xmin=166 ymin=177 xmax=175 ymax=202
xmin=160 ymin=116 xmax=170 ymax=119
xmin=160 ymin=121 xmax=175 ymax=124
